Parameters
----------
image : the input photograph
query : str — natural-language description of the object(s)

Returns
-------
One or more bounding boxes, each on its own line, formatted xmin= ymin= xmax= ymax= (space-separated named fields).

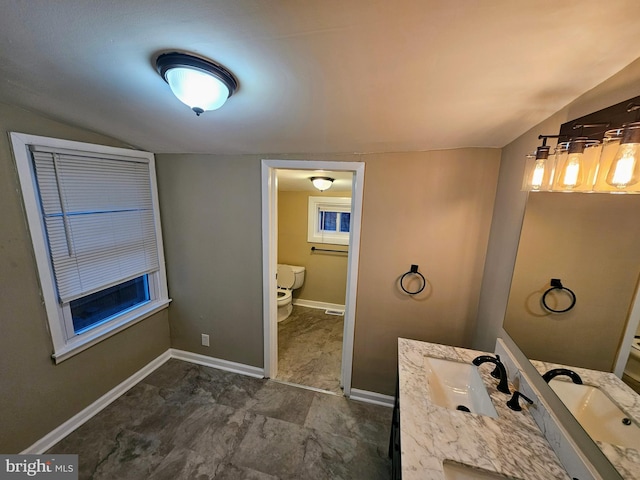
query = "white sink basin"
xmin=424 ymin=357 xmax=498 ymax=418
xmin=443 ymin=461 xmax=521 ymax=480
xmin=549 ymin=379 xmax=640 ymax=449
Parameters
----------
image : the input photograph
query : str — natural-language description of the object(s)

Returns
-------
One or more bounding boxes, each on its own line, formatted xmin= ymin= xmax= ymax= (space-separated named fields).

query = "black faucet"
xmin=507 ymin=391 xmax=534 ymax=411
xmin=542 ymin=368 xmax=583 ymax=384
xmin=472 ymin=354 xmax=510 ymax=394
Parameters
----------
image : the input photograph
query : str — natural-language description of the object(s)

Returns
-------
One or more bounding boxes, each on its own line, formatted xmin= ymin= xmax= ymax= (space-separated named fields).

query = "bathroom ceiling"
xmin=1 ymin=1 xmax=640 ymax=155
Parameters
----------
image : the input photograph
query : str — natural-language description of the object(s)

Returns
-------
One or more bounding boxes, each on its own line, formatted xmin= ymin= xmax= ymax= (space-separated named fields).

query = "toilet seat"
xmin=277 ymin=288 xmax=292 ymax=307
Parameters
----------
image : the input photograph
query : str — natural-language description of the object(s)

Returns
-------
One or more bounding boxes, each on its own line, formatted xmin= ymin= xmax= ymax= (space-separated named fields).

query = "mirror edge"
xmin=499 ymin=330 xmax=624 ymax=479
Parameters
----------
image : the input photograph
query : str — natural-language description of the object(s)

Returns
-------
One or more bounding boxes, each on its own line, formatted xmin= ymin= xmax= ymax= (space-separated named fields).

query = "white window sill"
xmin=51 ymin=299 xmax=171 ymax=364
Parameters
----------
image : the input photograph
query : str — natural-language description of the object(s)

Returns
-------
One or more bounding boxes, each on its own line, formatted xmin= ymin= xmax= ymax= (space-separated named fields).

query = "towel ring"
xmin=400 ymin=265 xmax=426 ymax=295
xmin=542 ymin=278 xmax=576 ymax=313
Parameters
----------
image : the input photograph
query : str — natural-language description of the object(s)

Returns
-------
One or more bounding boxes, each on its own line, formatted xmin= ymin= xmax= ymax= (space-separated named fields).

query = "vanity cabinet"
xmin=389 ymin=375 xmax=401 ymax=480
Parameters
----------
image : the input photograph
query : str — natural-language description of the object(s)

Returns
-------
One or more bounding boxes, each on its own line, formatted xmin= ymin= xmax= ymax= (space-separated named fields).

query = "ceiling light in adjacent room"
xmin=156 ymin=52 xmax=238 ymax=116
xmin=310 ymin=177 xmax=334 ymax=192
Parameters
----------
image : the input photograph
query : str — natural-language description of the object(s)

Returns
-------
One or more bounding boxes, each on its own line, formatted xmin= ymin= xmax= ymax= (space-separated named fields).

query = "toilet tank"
xmin=277 ymin=264 xmax=305 ymax=289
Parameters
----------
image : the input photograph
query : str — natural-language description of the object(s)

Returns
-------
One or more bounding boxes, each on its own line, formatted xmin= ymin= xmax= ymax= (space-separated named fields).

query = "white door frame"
xmin=261 ymin=159 xmax=365 ymax=397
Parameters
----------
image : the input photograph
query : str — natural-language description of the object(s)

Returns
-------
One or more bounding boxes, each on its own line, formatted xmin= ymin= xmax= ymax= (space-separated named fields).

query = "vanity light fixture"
xmin=156 ymin=52 xmax=238 ymax=116
xmin=526 ymin=97 xmax=640 ymax=194
xmin=310 ymin=176 xmax=334 ymax=192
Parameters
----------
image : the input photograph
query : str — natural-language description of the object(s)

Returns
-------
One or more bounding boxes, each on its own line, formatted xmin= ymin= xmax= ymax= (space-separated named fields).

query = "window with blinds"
xmin=12 ymin=133 xmax=169 ymax=363
xmin=307 ymin=196 xmax=352 ymax=245
xmin=30 ymin=147 xmax=160 ymax=303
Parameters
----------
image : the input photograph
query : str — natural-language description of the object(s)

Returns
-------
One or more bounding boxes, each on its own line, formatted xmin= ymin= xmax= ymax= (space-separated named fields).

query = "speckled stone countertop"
xmin=398 ymin=338 xmax=571 ymax=480
xmin=531 ymin=359 xmax=640 ymax=479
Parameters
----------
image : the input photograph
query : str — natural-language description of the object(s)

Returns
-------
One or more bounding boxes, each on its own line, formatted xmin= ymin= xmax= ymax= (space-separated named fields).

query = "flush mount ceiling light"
xmin=310 ymin=176 xmax=334 ymax=192
xmin=156 ymin=52 xmax=238 ymax=116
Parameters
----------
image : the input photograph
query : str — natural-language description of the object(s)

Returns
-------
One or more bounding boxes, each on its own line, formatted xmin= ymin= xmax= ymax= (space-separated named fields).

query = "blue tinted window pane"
xmin=70 ymin=275 xmax=150 ymax=333
xmin=339 ymin=212 xmax=351 ymax=232
xmin=321 ymin=211 xmax=337 ymax=231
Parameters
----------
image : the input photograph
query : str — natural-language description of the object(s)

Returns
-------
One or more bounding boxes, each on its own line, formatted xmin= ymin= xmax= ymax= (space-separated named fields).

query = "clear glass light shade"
xmin=522 ymin=151 xmax=556 ymax=191
xmin=607 ymin=143 xmax=640 ymax=188
xmin=165 ymin=67 xmax=230 ymax=112
xmin=594 ymin=129 xmax=624 ymax=193
xmin=551 ymin=140 xmax=601 ymax=192
xmin=594 ymin=124 xmax=640 ymax=193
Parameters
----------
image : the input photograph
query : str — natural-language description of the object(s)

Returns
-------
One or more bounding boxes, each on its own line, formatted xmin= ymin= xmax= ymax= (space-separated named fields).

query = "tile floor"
xmin=276 ymin=305 xmax=344 ymax=394
xmin=48 ymin=359 xmax=392 ymax=479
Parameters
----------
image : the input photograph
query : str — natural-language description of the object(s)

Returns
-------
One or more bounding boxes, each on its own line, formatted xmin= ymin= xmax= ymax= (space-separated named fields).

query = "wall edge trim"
xmin=170 ymin=349 xmax=265 ymax=378
xmin=293 ymin=299 xmax=345 ymax=312
xmin=21 ymin=350 xmax=172 ymax=454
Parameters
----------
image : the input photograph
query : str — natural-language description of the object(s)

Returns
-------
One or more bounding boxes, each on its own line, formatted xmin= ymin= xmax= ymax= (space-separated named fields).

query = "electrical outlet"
xmin=201 ymin=333 xmax=210 ymax=347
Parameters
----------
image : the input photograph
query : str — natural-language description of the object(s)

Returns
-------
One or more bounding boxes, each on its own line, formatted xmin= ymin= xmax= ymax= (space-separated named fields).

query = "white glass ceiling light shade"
xmin=156 ymin=52 xmax=238 ymax=116
xmin=310 ymin=176 xmax=334 ymax=191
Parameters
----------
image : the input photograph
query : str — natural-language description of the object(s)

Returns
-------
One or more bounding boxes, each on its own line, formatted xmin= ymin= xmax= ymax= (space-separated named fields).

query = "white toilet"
xmin=277 ymin=264 xmax=305 ymax=322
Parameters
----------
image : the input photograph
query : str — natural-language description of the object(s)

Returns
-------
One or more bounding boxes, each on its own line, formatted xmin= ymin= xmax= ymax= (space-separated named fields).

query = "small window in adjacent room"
xmin=10 ymin=132 xmax=170 ymax=363
xmin=308 ymin=196 xmax=352 ymax=245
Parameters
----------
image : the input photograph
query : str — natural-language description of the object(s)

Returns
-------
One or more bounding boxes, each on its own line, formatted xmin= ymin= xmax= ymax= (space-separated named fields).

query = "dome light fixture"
xmin=156 ymin=52 xmax=238 ymax=116
xmin=310 ymin=176 xmax=334 ymax=192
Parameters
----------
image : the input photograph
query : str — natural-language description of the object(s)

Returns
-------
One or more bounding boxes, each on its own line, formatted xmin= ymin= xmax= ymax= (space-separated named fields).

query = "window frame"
xmin=10 ymin=132 xmax=170 ymax=363
xmin=307 ymin=196 xmax=352 ymax=245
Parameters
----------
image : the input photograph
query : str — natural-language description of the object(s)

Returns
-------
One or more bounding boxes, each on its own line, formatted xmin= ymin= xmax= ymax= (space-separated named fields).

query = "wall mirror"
xmin=503 ymin=97 xmax=640 ymax=477
xmin=503 ymin=191 xmax=640 ymax=374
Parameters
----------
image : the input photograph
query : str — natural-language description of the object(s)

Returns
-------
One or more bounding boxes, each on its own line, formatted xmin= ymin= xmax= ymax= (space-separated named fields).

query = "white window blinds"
xmin=30 ymin=146 xmax=160 ymax=303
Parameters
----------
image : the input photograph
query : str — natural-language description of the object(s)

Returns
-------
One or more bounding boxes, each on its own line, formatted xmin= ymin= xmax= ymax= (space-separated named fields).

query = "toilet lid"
xmin=277 ymin=266 xmax=295 ymax=288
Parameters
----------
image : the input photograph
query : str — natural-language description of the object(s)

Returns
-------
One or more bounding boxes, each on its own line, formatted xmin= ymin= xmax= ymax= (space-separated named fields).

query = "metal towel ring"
xmin=400 ymin=265 xmax=426 ymax=295
xmin=542 ymin=278 xmax=576 ymax=313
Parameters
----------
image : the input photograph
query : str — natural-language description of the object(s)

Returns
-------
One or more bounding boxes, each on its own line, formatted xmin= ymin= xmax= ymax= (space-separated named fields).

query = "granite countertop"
xmin=398 ymin=338 xmax=571 ymax=480
xmin=531 ymin=359 xmax=640 ymax=479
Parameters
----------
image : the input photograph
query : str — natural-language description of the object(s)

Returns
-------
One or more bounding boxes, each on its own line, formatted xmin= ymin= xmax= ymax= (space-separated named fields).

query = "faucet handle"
xmin=490 ymin=355 xmax=503 ymax=379
xmin=507 ymin=391 xmax=534 ymax=411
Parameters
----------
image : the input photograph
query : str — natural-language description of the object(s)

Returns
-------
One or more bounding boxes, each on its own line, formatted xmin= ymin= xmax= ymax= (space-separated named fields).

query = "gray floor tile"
xmin=304 ymin=393 xmax=392 ymax=451
xmin=47 ymin=360 xmax=392 ymax=480
xmin=276 ymin=306 xmax=344 ymax=394
xmin=247 ymin=381 xmax=316 ymax=426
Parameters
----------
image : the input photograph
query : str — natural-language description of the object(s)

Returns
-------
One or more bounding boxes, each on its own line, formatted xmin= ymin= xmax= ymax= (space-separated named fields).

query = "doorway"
xmin=261 ymin=160 xmax=365 ymax=397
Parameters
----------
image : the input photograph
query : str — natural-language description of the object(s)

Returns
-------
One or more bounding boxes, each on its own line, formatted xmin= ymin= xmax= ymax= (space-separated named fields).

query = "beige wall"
xmin=503 ymin=193 xmax=640 ymax=371
xmin=278 ymin=190 xmax=350 ymax=305
xmin=353 ymin=149 xmax=500 ymax=393
xmin=155 ymin=154 xmax=265 ymax=366
xmin=0 ymin=102 xmax=171 ymax=453
xmin=156 ymin=148 xmax=501 ymax=395
xmin=475 ymin=57 xmax=640 ymax=353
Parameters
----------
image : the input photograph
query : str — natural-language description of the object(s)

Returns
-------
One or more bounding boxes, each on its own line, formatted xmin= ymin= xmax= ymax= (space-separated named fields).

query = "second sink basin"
xmin=549 ymin=379 xmax=640 ymax=448
xmin=424 ymin=356 xmax=498 ymax=418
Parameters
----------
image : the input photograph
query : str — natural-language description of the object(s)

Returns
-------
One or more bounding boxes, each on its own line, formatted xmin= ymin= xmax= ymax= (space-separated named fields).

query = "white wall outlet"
xmin=201 ymin=333 xmax=210 ymax=347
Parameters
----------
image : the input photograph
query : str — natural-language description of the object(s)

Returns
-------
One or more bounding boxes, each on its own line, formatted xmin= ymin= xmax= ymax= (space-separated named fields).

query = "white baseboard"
xmin=22 ymin=350 xmax=172 ymax=454
xmin=22 ymin=349 xmax=264 ymax=454
xmin=349 ymin=388 xmax=394 ymax=408
xmin=169 ymin=349 xmax=264 ymax=378
xmin=293 ymin=298 xmax=345 ymax=313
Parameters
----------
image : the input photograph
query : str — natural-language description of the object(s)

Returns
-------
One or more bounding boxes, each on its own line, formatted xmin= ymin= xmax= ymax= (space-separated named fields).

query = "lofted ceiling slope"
xmin=1 ymin=0 xmax=640 ymax=154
